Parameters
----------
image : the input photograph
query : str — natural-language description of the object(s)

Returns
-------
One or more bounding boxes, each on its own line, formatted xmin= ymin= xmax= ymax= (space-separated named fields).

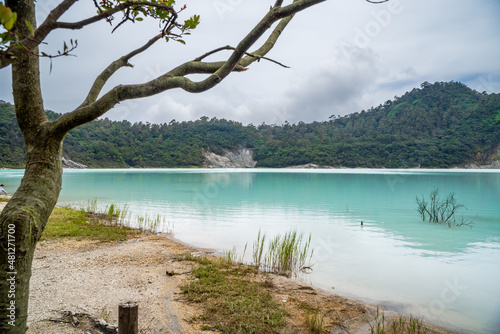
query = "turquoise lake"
xmin=1 ymin=169 xmax=499 ymax=333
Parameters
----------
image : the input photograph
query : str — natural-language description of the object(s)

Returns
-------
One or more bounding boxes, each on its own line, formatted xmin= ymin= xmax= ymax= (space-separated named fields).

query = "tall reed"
xmin=264 ymin=230 xmax=313 ymax=277
xmin=247 ymin=229 xmax=313 ymax=278
xmin=369 ymin=308 xmax=428 ymax=334
xmin=252 ymin=229 xmax=266 ymax=267
xmin=135 ymin=212 xmax=169 ymax=232
xmin=81 ymin=199 xmax=171 ymax=233
xmin=87 ymin=197 xmax=98 ymax=214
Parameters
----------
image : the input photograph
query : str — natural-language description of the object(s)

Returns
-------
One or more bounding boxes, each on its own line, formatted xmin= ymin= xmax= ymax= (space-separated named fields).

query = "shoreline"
xmin=1 ymin=166 xmax=499 ymax=170
xmin=1 ymin=202 xmax=460 ymax=333
xmin=26 ymin=233 xmax=458 ymax=334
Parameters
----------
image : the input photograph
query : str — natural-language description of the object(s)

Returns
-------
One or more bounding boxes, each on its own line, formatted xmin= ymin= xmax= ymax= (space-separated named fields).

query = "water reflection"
xmin=1 ymin=169 xmax=499 ymax=333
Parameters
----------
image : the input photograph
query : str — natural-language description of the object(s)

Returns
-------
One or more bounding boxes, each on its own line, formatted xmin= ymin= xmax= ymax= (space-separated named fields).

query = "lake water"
xmin=1 ymin=168 xmax=499 ymax=333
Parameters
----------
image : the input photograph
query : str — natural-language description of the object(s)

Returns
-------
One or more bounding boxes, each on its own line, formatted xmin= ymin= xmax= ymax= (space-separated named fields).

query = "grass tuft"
xmin=252 ymin=229 xmax=266 ymax=267
xmin=224 ymin=229 xmax=314 ymax=278
xmin=86 ymin=198 xmax=172 ymax=233
xmin=368 ymin=307 xmax=428 ymax=334
xmin=369 ymin=306 xmax=386 ymax=334
xmin=306 ymin=308 xmax=324 ymax=334
xmin=261 ymin=229 xmax=313 ymax=278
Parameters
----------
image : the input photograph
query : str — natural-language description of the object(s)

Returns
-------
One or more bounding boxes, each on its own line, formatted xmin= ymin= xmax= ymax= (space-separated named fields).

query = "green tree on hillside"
xmin=1 ymin=81 xmax=499 ymax=169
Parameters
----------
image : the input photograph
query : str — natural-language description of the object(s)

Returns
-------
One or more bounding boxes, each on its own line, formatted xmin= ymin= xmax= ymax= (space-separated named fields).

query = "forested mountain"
xmin=1 ymin=81 xmax=499 ymax=169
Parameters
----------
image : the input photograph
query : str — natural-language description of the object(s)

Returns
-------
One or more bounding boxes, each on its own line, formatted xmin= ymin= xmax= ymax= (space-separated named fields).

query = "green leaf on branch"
xmin=0 ymin=31 xmax=13 ymax=45
xmin=0 ymin=4 xmax=13 ymax=24
xmin=5 ymin=12 xmax=16 ymax=30
xmin=25 ymin=20 xmax=34 ymax=36
xmin=0 ymin=3 xmax=16 ymax=30
xmin=183 ymin=15 xmax=200 ymax=30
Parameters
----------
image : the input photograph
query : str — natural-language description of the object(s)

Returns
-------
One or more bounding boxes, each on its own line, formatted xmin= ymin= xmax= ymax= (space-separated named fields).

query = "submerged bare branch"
xmin=416 ymin=187 xmax=473 ymax=228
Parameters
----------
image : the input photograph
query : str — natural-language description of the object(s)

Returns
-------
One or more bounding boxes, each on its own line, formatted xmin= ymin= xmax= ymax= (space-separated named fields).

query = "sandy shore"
xmin=0 ymin=202 xmax=458 ymax=333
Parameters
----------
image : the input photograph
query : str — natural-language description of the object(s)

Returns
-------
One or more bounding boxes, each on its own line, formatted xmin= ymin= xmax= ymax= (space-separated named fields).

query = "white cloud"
xmin=1 ymin=0 xmax=499 ymax=125
xmin=145 ymin=96 xmax=194 ymax=124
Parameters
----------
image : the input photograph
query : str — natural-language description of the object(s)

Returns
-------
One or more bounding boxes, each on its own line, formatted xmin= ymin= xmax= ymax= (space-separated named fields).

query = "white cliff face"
xmin=203 ymin=147 xmax=257 ymax=168
xmin=464 ymin=145 xmax=500 ymax=169
xmin=62 ymin=156 xmax=88 ymax=169
xmin=485 ymin=145 xmax=500 ymax=168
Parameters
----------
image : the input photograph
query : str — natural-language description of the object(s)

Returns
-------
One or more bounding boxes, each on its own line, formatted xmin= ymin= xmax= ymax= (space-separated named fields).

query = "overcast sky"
xmin=1 ymin=0 xmax=500 ymax=125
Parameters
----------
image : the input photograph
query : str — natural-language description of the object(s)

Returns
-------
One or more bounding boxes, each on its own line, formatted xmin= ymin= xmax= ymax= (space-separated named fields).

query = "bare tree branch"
xmin=0 ymin=0 xmax=387 ymax=69
xmin=187 ymin=0 xmax=325 ymax=94
xmin=52 ymin=1 xmax=177 ymax=30
xmin=239 ymin=11 xmax=294 ymax=68
xmin=274 ymin=0 xmax=285 ymax=8
xmin=194 ymin=45 xmax=290 ymax=68
xmin=51 ymin=0 xmax=326 ymax=135
xmin=79 ymin=33 xmax=165 ymax=107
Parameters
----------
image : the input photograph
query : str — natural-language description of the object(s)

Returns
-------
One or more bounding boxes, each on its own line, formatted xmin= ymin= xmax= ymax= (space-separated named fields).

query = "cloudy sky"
xmin=1 ymin=0 xmax=500 ymax=125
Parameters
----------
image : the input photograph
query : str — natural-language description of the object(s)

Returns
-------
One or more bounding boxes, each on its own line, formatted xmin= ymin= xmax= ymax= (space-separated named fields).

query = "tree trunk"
xmin=0 ymin=143 xmax=63 ymax=333
xmin=0 ymin=1 xmax=65 ymax=332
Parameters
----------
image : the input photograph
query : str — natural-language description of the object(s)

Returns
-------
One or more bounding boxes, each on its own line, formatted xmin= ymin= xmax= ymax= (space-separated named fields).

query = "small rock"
xmin=96 ymin=317 xmax=107 ymax=327
xmin=106 ymin=324 xmax=118 ymax=332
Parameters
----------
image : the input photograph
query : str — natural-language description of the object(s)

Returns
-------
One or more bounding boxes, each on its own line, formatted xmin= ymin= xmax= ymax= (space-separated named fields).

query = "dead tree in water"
xmin=416 ymin=187 xmax=473 ymax=228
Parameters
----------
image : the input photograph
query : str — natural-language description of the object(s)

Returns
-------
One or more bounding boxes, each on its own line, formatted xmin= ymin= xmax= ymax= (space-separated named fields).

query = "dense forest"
xmin=1 ymin=81 xmax=499 ymax=169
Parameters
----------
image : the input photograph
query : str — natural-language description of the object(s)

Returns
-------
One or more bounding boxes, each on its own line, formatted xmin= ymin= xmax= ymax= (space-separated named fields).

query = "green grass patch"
xmin=180 ymin=255 xmax=286 ymax=333
xmin=2 ymin=198 xmax=152 ymax=242
xmin=41 ymin=206 xmax=141 ymax=242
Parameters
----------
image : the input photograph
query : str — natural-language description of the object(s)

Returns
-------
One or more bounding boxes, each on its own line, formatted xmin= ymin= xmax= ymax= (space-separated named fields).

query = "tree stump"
xmin=118 ymin=302 xmax=138 ymax=334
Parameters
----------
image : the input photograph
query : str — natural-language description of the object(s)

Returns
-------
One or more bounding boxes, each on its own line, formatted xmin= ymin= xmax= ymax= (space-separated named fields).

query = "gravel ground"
xmin=26 ymin=234 xmax=217 ymax=334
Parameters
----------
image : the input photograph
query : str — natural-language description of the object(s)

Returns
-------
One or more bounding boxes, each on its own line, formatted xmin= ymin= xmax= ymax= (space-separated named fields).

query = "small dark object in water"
xmin=361 ymin=221 xmax=363 ymax=226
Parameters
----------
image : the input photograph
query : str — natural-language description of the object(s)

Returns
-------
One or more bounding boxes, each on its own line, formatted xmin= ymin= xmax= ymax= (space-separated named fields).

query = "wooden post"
xmin=118 ymin=302 xmax=138 ymax=334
